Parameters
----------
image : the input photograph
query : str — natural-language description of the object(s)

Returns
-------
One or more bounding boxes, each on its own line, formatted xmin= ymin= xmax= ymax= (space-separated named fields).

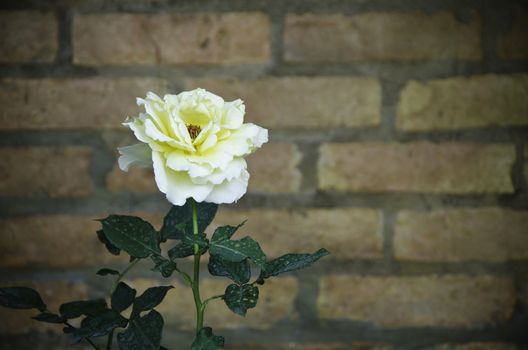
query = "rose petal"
xmin=124 ymin=88 xmax=268 ymax=205
xmin=166 ymin=151 xmax=213 ymax=178
xmin=144 ymin=119 xmax=195 ymax=152
xmin=123 ymin=114 xmax=152 ymax=144
xmin=204 ymin=169 xmax=249 ymax=204
xmin=194 ymin=158 xmax=246 ymax=185
xmin=152 ymin=151 xmax=213 ymax=205
xmin=118 ymin=143 xmax=152 ymax=171
xmin=152 ymin=151 xmax=169 ymax=194
xmin=222 ymin=99 xmax=245 ymax=129
xmin=137 ymin=92 xmax=170 ymax=135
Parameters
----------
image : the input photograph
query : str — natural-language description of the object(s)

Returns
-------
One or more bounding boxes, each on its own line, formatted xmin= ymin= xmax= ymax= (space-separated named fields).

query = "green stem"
xmin=190 ymin=199 xmax=204 ymax=333
xmin=174 ymin=265 xmax=193 ymax=286
xmin=110 ymin=258 xmax=140 ymax=295
xmin=202 ymin=294 xmax=224 ymax=310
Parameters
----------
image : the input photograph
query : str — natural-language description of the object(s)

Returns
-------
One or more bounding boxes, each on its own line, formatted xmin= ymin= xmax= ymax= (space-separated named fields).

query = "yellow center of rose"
xmin=187 ymin=124 xmax=202 ymax=140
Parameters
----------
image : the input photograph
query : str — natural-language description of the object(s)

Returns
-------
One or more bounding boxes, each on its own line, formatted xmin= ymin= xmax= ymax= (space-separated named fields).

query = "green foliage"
xmin=99 ymin=215 xmax=160 ymax=258
xmin=112 ymin=282 xmax=136 ymax=313
xmin=210 ymin=236 xmax=266 ymax=269
xmin=210 ymin=223 xmax=244 ymax=242
xmin=208 ymin=255 xmax=251 ymax=285
xmin=131 ymin=286 xmax=173 ymax=318
xmin=151 ymin=255 xmax=179 ymax=278
xmin=208 ymin=222 xmax=266 ymax=270
xmin=168 ymin=241 xmax=195 ymax=259
xmin=0 ymin=287 xmax=46 ymax=311
xmin=223 ymin=284 xmax=259 ymax=316
xmin=258 ymin=248 xmax=330 ymax=281
xmin=60 ymin=299 xmax=107 ymax=319
xmin=168 ymin=231 xmax=209 ymax=259
xmin=72 ymin=309 xmax=128 ymax=342
xmin=183 ymin=231 xmax=209 ymax=252
xmin=96 ymin=229 xmax=121 ymax=255
xmin=168 ymin=235 xmax=208 ymax=260
xmin=191 ymin=327 xmax=225 ymax=350
xmin=118 ymin=310 xmax=164 ymax=350
xmin=0 ymin=199 xmax=329 ymax=350
xmin=161 ymin=200 xmax=218 ymax=240
xmin=97 ymin=268 xmax=120 ymax=276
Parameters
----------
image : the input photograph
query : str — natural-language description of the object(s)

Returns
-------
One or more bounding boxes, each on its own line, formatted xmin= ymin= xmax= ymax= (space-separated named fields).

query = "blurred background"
xmin=0 ymin=0 xmax=527 ymax=349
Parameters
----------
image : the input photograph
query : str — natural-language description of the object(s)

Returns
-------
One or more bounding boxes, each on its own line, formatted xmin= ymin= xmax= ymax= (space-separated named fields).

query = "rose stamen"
xmin=187 ymin=124 xmax=202 ymax=140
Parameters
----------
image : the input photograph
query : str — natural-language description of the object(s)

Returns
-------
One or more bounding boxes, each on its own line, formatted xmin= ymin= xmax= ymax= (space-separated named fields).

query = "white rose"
xmin=118 ymin=88 xmax=268 ymax=205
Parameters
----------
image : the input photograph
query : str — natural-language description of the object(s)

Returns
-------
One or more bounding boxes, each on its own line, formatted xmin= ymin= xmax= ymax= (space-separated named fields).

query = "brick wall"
xmin=0 ymin=1 xmax=527 ymax=349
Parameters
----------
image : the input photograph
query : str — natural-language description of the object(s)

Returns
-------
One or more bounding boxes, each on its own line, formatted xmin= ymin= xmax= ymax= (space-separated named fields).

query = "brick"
xmin=0 ymin=216 xmax=128 ymax=268
xmin=317 ymin=275 xmax=514 ymax=328
xmin=213 ymin=208 xmax=383 ymax=259
xmin=227 ymin=343 xmax=391 ymax=350
xmin=318 ymin=142 xmax=515 ymax=194
xmin=497 ymin=9 xmax=528 ymax=59
xmin=0 ymin=336 xmax=92 ymax=350
xmin=128 ymin=277 xmax=297 ymax=330
xmin=247 ymin=143 xmax=302 ymax=193
xmin=0 ymin=78 xmax=167 ymax=130
xmin=0 ymin=147 xmax=93 ymax=197
xmin=0 ymin=12 xmax=58 ymax=63
xmin=284 ymin=12 xmax=480 ymax=62
xmin=397 ymin=75 xmax=528 ymax=131
xmin=394 ymin=208 xmax=528 ymax=262
xmin=0 ymin=279 xmax=87 ymax=334
xmin=425 ymin=343 xmax=521 ymax=350
xmin=73 ymin=13 xmax=270 ymax=65
xmin=185 ymin=77 xmax=381 ymax=129
xmin=106 ymin=166 xmax=156 ymax=193
xmin=525 ymin=145 xmax=528 ymax=186
xmin=521 ymin=279 xmax=528 ymax=308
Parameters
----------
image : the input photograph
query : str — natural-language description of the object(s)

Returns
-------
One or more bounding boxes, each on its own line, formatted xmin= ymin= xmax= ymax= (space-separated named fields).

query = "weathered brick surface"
xmin=213 ymin=208 xmax=383 ymax=259
xmin=522 ymin=279 xmax=528 ymax=309
xmin=185 ymin=77 xmax=381 ymax=128
xmin=524 ymin=145 xmax=528 ymax=186
xmin=0 ymin=12 xmax=58 ymax=63
xmin=394 ymin=208 xmax=528 ymax=262
xmin=0 ymin=78 xmax=167 ymax=130
xmin=227 ymin=343 xmax=391 ymax=350
xmin=106 ymin=166 xmax=157 ymax=193
xmin=1 ymin=2 xmax=528 ymax=348
xmin=317 ymin=275 xmax=515 ymax=327
xmin=425 ymin=343 xmax=521 ymax=350
xmin=0 ymin=279 xmax=87 ymax=334
xmin=74 ymin=13 xmax=270 ymax=65
xmin=128 ymin=277 xmax=298 ymax=330
xmin=497 ymin=9 xmax=528 ymax=59
xmin=284 ymin=12 xmax=481 ymax=62
xmin=0 ymin=147 xmax=93 ymax=197
xmin=0 ymin=216 xmax=128 ymax=268
xmin=396 ymin=75 xmax=528 ymax=131
xmin=0 ymin=336 xmax=91 ymax=350
xmin=247 ymin=143 xmax=302 ymax=193
xmin=318 ymin=142 xmax=515 ymax=194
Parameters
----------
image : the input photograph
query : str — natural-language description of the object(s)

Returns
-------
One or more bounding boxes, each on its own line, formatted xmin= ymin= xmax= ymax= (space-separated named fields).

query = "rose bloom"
xmin=118 ymin=88 xmax=268 ymax=205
